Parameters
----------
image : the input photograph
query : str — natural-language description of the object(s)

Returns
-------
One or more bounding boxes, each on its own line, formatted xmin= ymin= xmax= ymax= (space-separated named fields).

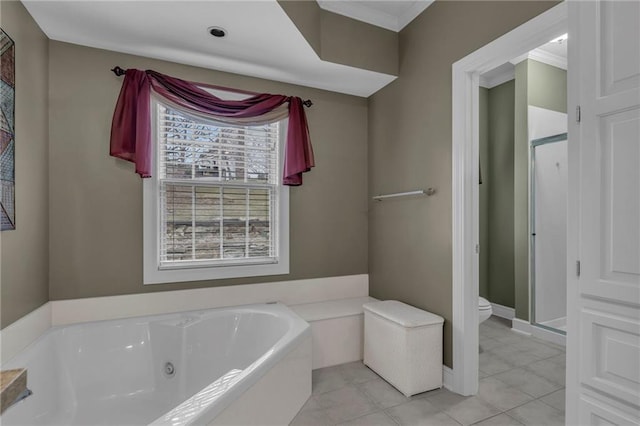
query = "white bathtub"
xmin=0 ymin=303 xmax=311 ymax=426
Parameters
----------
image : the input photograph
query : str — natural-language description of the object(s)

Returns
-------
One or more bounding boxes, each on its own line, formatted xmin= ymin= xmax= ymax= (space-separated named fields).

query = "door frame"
xmin=530 ymin=133 xmax=569 ymax=335
xmin=451 ymin=2 xmax=568 ymax=396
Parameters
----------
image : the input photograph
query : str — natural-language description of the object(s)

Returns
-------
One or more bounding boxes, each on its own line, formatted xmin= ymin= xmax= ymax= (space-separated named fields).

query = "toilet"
xmin=478 ymin=297 xmax=493 ymax=323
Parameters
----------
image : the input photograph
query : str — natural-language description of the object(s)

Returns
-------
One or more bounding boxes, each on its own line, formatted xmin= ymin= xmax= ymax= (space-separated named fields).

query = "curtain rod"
xmin=110 ymin=66 xmax=313 ymax=108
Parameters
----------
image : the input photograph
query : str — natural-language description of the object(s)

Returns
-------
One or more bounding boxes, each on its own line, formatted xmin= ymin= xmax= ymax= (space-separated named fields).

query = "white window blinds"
xmin=156 ymin=103 xmax=281 ymax=269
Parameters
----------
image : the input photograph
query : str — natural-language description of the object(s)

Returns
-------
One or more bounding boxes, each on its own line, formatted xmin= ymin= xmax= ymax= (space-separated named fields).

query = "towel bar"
xmin=372 ymin=188 xmax=435 ymax=201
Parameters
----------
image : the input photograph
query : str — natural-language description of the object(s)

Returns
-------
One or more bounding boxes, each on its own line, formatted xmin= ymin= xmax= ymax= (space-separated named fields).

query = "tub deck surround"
xmin=0 ymin=303 xmax=311 ymax=426
xmin=290 ymin=296 xmax=378 ymax=322
xmin=291 ymin=296 xmax=379 ymax=369
xmin=0 ymin=369 xmax=27 ymax=414
xmin=0 ymin=275 xmax=368 ymax=363
xmin=51 ymin=274 xmax=369 ymax=326
xmin=0 ymin=302 xmax=52 ymax=365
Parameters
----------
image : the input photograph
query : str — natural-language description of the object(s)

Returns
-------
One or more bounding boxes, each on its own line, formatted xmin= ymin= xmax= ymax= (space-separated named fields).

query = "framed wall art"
xmin=1 ymin=28 xmax=15 ymax=231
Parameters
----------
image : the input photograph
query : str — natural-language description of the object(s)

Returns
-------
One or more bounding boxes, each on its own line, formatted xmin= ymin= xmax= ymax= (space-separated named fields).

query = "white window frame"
xmin=143 ymin=95 xmax=289 ymax=285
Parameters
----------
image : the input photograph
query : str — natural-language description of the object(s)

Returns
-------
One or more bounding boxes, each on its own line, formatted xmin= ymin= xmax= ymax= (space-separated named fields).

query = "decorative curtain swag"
xmin=110 ymin=68 xmax=314 ymax=185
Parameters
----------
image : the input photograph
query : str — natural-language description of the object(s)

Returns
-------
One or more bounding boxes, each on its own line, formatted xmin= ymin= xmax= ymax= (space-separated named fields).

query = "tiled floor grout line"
xmin=469 ymin=411 xmax=521 ymax=426
xmin=337 ymin=396 xmax=466 ymax=426
xmin=295 ymin=315 xmax=565 ymax=426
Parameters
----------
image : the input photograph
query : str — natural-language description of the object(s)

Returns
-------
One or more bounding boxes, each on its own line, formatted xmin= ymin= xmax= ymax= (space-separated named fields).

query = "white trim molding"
xmin=510 ymin=48 xmax=567 ymax=70
xmin=396 ymin=1 xmax=436 ymax=31
xmin=143 ymin=101 xmax=290 ymax=285
xmin=442 ymin=366 xmax=454 ymax=391
xmin=451 ymin=2 xmax=567 ymax=396
xmin=479 ymin=66 xmax=515 ymax=89
xmin=533 ymin=326 xmax=566 ymax=347
xmin=511 ymin=318 xmax=533 ymax=335
xmin=512 ymin=318 xmax=566 ymax=346
xmin=529 ymin=48 xmax=567 ymax=70
xmin=317 ymin=0 xmax=434 ymax=32
xmin=490 ymin=303 xmax=516 ymax=320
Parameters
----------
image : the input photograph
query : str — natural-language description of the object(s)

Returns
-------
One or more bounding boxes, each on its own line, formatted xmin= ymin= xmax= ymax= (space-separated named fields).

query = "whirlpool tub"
xmin=0 ymin=303 xmax=311 ymax=425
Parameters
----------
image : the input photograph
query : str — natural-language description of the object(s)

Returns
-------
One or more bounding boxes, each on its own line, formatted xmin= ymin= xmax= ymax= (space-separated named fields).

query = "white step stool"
xmin=363 ymin=300 xmax=444 ymax=397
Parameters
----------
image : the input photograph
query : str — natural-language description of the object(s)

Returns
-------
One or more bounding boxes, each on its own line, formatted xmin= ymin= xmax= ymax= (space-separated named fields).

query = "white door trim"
xmin=451 ymin=3 xmax=568 ymax=396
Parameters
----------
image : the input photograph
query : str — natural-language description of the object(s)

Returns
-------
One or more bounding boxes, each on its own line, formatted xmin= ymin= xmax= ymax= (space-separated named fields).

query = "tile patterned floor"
xmin=292 ymin=316 xmax=566 ymax=426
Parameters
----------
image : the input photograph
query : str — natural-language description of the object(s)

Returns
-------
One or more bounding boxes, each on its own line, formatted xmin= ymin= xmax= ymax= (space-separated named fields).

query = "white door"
xmin=567 ymin=1 xmax=640 ymax=424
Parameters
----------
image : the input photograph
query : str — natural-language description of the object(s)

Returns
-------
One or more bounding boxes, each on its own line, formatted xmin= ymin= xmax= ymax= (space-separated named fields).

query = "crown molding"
xmin=318 ymin=1 xmax=398 ymax=31
xmin=509 ymin=48 xmax=567 ymax=70
xmin=480 ymin=67 xmax=515 ymax=89
xmin=397 ymin=1 xmax=435 ymax=30
xmin=529 ymin=48 xmax=567 ymax=70
xmin=317 ymin=0 xmax=434 ymax=32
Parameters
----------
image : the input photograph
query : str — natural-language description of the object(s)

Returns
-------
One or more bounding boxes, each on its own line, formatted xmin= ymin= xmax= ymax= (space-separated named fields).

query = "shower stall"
xmin=530 ymin=133 xmax=568 ymax=334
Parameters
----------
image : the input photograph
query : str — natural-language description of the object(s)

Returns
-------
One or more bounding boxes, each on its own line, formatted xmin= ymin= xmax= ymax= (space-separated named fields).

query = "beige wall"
xmin=0 ymin=1 xmax=50 ymax=328
xmin=277 ymin=0 xmax=322 ymax=55
xmin=278 ymin=0 xmax=398 ymax=76
xmin=368 ymin=1 xmax=559 ymax=367
xmin=320 ymin=12 xmax=398 ymax=76
xmin=48 ymin=41 xmax=368 ymax=300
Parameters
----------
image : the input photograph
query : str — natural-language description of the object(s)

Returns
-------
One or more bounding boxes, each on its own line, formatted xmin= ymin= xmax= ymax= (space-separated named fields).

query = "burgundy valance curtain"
xmin=110 ymin=69 xmax=314 ymax=185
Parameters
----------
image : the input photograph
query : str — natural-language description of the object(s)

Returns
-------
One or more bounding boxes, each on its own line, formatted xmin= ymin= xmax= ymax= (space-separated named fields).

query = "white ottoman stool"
xmin=363 ymin=300 xmax=444 ymax=397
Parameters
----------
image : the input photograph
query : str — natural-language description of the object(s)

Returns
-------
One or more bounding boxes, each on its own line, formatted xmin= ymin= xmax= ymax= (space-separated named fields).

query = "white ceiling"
xmin=22 ymin=0 xmax=398 ymax=97
xmin=536 ymin=36 xmax=568 ymax=60
xmin=512 ymin=36 xmax=567 ymax=70
xmin=317 ymin=0 xmax=434 ymax=32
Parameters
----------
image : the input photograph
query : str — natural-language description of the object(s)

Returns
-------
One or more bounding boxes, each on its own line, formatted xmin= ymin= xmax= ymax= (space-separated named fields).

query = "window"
xmin=143 ymin=98 xmax=289 ymax=284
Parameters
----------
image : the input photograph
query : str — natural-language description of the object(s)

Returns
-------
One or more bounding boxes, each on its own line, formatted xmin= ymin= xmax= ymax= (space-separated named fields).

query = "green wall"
xmin=488 ymin=81 xmax=516 ymax=308
xmin=527 ymin=60 xmax=568 ymax=112
xmin=514 ymin=59 xmax=567 ymax=320
xmin=479 ymin=81 xmax=516 ymax=308
xmin=480 ymin=59 xmax=566 ymax=320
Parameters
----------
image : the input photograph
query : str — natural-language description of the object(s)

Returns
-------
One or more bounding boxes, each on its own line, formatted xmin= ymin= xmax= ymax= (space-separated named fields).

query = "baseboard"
xmin=538 ymin=317 xmax=566 ymax=330
xmin=490 ymin=303 xmax=516 ymax=320
xmin=511 ymin=318 xmax=532 ymax=335
xmin=512 ymin=318 xmax=566 ymax=346
xmin=442 ymin=366 xmax=453 ymax=391
xmin=0 ymin=302 xmax=51 ymax=363
xmin=531 ymin=325 xmax=566 ymax=347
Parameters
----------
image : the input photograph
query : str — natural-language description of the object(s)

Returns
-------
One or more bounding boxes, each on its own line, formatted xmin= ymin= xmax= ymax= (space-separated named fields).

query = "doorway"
xmin=451 ymin=3 xmax=568 ymax=396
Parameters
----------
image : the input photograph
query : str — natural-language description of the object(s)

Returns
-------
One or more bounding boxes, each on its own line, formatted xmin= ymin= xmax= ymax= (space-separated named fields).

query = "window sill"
xmin=143 ymin=260 xmax=289 ymax=285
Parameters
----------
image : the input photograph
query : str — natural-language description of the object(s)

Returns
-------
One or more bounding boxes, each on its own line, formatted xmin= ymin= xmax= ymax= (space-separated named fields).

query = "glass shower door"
xmin=531 ymin=133 xmax=568 ymax=334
